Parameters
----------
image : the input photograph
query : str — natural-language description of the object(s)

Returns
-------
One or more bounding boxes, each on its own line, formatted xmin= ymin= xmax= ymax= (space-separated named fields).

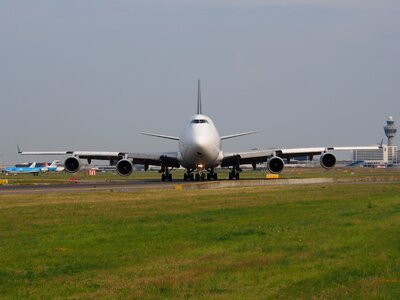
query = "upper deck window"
xmin=191 ymin=119 xmax=208 ymax=124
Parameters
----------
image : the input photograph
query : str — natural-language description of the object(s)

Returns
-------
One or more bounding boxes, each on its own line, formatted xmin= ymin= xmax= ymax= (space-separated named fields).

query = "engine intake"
xmin=64 ymin=157 xmax=80 ymax=173
xmin=320 ymin=152 xmax=336 ymax=169
xmin=116 ymin=159 xmax=133 ymax=176
xmin=267 ymin=157 xmax=285 ymax=174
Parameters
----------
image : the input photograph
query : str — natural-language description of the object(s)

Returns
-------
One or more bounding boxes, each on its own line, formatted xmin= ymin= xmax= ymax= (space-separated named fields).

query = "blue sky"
xmin=0 ymin=0 xmax=399 ymax=164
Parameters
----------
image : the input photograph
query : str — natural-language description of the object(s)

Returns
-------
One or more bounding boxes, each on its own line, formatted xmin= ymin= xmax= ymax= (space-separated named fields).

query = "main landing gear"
xmin=160 ymin=166 xmax=173 ymax=182
xmin=207 ymin=171 xmax=218 ymax=181
xmin=228 ymin=165 xmax=241 ymax=180
xmin=183 ymin=168 xmax=218 ymax=181
xmin=183 ymin=171 xmax=194 ymax=181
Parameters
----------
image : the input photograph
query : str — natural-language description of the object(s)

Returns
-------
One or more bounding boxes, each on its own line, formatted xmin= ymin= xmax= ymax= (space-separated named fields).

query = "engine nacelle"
xmin=267 ymin=157 xmax=285 ymax=174
xmin=116 ymin=159 xmax=134 ymax=176
xmin=320 ymin=152 xmax=336 ymax=169
xmin=64 ymin=157 xmax=81 ymax=173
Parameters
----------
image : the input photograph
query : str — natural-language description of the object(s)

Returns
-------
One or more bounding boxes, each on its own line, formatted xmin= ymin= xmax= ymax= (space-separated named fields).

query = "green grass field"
xmin=1 ymin=180 xmax=400 ymax=298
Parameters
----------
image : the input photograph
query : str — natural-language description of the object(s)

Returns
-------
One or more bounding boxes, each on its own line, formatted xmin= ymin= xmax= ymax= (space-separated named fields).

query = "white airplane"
xmin=40 ymin=160 xmax=65 ymax=172
xmin=19 ymin=80 xmax=380 ymax=181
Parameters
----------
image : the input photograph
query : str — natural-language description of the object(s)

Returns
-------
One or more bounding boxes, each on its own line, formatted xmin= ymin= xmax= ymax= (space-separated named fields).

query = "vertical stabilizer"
xmin=49 ymin=160 xmax=59 ymax=167
xmin=197 ymin=79 xmax=202 ymax=115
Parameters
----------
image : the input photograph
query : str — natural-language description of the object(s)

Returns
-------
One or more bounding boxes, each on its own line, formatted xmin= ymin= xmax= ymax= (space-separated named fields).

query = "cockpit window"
xmin=191 ymin=119 xmax=208 ymax=124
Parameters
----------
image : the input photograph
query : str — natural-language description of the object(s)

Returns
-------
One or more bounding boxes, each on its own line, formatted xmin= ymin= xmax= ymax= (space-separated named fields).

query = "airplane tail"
xmin=49 ymin=160 xmax=59 ymax=168
xmin=197 ymin=79 xmax=202 ymax=114
xmin=29 ymin=162 xmax=37 ymax=168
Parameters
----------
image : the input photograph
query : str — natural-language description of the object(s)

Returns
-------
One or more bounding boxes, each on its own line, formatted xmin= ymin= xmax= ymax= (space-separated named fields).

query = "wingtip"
xmin=17 ymin=144 xmax=21 ymax=154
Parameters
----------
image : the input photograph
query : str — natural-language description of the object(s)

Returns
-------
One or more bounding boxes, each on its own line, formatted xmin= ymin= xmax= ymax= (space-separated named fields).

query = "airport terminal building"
xmin=351 ymin=117 xmax=399 ymax=167
xmin=352 ymin=145 xmax=398 ymax=167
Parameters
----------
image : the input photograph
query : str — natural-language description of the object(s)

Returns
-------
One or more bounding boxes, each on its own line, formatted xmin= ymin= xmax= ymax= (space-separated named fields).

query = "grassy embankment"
xmin=0 ymin=182 xmax=399 ymax=298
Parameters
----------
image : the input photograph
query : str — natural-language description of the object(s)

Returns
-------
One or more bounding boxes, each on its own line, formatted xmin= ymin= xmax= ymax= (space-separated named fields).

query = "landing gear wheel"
xmin=168 ymin=174 xmax=172 ymax=181
xmin=184 ymin=173 xmax=188 ymax=181
xmin=229 ymin=172 xmax=239 ymax=180
xmin=190 ymin=173 xmax=194 ymax=181
xmin=195 ymin=173 xmax=200 ymax=181
xmin=201 ymin=173 xmax=206 ymax=181
xmin=213 ymin=173 xmax=218 ymax=180
xmin=207 ymin=173 xmax=211 ymax=181
xmin=161 ymin=174 xmax=166 ymax=182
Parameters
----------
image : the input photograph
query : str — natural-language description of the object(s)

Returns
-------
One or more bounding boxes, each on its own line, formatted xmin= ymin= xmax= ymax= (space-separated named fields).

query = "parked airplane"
xmin=2 ymin=162 xmax=42 ymax=176
xmin=19 ymin=80 xmax=380 ymax=181
xmin=41 ymin=160 xmax=65 ymax=172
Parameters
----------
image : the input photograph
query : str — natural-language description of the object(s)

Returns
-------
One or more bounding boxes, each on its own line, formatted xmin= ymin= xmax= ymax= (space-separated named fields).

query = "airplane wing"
xmin=19 ymin=150 xmax=125 ymax=161
xmin=19 ymin=149 xmax=180 ymax=169
xmin=127 ymin=152 xmax=180 ymax=168
xmin=221 ymin=150 xmax=275 ymax=166
xmin=276 ymin=146 xmax=382 ymax=159
xmin=221 ymin=146 xmax=381 ymax=168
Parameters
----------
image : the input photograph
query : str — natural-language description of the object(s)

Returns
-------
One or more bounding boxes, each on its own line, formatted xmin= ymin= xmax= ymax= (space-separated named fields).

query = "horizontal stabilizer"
xmin=221 ymin=131 xmax=258 ymax=140
xmin=141 ymin=132 xmax=180 ymax=141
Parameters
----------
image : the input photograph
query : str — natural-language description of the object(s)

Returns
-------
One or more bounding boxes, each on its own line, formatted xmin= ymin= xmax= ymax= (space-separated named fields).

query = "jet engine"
xmin=64 ymin=157 xmax=81 ymax=173
xmin=320 ymin=152 xmax=336 ymax=169
xmin=267 ymin=156 xmax=285 ymax=174
xmin=116 ymin=159 xmax=134 ymax=176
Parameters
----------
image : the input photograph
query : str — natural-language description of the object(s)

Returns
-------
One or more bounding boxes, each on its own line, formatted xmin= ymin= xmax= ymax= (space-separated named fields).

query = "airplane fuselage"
xmin=2 ymin=167 xmax=41 ymax=175
xmin=179 ymin=114 xmax=223 ymax=170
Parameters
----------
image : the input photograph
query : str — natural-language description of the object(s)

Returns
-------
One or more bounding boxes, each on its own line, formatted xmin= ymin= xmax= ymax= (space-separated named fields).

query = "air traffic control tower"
xmin=352 ymin=116 xmax=398 ymax=166
xmin=384 ymin=116 xmax=397 ymax=146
